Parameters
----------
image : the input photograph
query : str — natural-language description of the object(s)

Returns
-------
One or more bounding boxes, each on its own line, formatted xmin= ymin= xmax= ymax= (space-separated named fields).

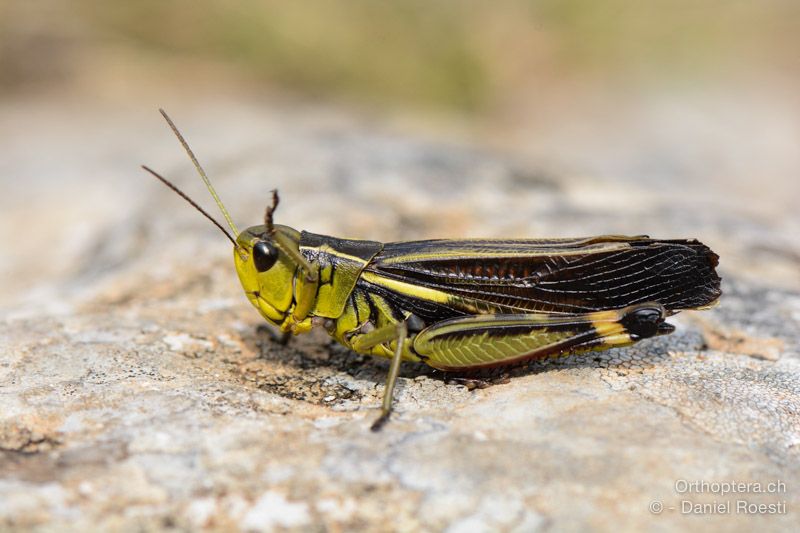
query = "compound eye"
xmin=252 ymin=240 xmax=279 ymax=272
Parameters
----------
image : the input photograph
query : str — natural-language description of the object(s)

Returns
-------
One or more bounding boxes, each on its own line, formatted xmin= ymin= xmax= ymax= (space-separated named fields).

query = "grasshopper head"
xmin=234 ymin=224 xmax=302 ymax=326
xmin=146 ymin=111 xmax=314 ymax=328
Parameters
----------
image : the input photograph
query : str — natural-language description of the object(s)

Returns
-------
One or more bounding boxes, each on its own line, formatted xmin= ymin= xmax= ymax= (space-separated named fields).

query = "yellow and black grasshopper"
xmin=144 ymin=110 xmax=721 ymax=430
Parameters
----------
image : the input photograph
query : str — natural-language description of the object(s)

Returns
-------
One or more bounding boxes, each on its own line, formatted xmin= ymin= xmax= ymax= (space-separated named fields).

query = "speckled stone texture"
xmin=2 ymin=98 xmax=799 ymax=531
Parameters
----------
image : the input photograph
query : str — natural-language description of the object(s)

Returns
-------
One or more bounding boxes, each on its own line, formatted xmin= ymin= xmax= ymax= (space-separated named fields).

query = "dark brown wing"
xmin=361 ymin=236 xmax=721 ymax=320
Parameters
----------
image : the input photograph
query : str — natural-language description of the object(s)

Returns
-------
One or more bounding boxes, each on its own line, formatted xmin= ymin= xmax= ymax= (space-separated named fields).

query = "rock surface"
xmin=1 ymin=97 xmax=799 ymax=531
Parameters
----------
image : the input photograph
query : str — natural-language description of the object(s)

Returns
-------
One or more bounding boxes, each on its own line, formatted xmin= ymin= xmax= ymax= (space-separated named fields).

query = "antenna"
xmin=264 ymin=189 xmax=279 ymax=234
xmin=261 ymin=189 xmax=317 ymax=281
xmin=142 ymin=165 xmax=237 ymax=247
xmin=158 ymin=109 xmax=240 ymax=237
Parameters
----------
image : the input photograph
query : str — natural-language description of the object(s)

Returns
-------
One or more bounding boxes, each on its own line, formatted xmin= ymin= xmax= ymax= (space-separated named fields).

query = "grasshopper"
xmin=144 ymin=110 xmax=721 ymax=430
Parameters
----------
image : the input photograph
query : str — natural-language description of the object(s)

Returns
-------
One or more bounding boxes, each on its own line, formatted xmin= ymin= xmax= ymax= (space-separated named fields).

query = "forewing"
xmin=364 ymin=236 xmax=721 ymax=316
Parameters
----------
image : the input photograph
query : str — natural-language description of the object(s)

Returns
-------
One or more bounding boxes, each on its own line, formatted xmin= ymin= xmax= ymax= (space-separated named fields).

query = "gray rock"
xmin=1 ymin=99 xmax=798 ymax=531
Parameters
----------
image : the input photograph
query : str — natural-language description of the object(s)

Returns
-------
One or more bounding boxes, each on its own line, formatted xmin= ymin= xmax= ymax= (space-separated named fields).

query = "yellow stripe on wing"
xmin=360 ymin=271 xmax=454 ymax=304
xmin=377 ymin=241 xmax=635 ymax=266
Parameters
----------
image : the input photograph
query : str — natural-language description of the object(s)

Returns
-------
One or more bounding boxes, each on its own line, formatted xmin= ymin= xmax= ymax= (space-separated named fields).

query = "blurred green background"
xmin=2 ymin=0 xmax=798 ymax=112
xmin=1 ymin=0 xmax=798 ymax=214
